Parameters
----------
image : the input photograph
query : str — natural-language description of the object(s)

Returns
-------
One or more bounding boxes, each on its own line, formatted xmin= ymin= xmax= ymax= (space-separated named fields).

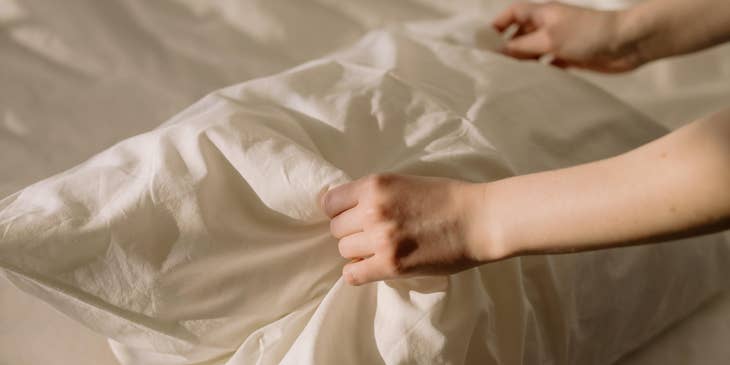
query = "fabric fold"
xmin=1 ymin=19 xmax=728 ymax=365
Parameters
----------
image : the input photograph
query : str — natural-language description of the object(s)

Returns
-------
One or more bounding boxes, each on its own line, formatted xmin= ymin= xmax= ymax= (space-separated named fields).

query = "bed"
xmin=1 ymin=0 xmax=730 ymax=364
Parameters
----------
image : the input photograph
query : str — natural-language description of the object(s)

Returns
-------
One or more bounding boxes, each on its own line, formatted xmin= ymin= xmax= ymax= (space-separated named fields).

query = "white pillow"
xmin=1 ymin=21 xmax=728 ymax=365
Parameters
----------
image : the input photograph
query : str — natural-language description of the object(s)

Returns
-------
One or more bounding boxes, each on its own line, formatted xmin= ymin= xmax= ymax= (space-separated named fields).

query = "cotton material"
xmin=1 ymin=19 xmax=729 ymax=365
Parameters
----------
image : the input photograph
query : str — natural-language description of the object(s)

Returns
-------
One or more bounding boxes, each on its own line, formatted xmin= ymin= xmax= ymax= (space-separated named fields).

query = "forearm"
xmin=620 ymin=0 xmax=730 ymax=63
xmin=482 ymin=108 xmax=730 ymax=258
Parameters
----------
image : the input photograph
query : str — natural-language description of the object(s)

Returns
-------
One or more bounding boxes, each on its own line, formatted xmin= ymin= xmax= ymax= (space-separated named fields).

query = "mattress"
xmin=1 ymin=0 xmax=729 ymax=364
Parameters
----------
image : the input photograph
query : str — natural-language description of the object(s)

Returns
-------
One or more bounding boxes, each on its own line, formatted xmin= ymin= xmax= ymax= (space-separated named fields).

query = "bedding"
xmin=2 ymin=14 xmax=729 ymax=365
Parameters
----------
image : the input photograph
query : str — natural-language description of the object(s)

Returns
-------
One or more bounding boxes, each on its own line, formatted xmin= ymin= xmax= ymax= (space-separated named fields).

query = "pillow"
xmin=1 ymin=19 xmax=728 ymax=365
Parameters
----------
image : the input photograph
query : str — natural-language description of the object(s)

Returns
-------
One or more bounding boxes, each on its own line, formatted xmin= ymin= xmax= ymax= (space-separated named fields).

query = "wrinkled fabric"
xmin=1 ymin=19 xmax=729 ymax=365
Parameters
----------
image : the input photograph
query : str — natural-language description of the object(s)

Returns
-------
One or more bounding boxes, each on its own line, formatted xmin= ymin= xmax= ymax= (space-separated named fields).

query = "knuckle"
xmin=373 ymin=226 xmax=398 ymax=252
xmin=374 ymin=237 xmax=393 ymax=253
xmin=370 ymin=235 xmax=410 ymax=277
xmin=385 ymin=256 xmax=407 ymax=277
xmin=384 ymin=223 xmax=401 ymax=241
xmin=365 ymin=174 xmax=381 ymax=190
xmin=365 ymin=204 xmax=390 ymax=221
xmin=367 ymin=173 xmax=396 ymax=191
xmin=373 ymin=234 xmax=391 ymax=253
xmin=381 ymin=223 xmax=401 ymax=244
xmin=542 ymin=32 xmax=559 ymax=52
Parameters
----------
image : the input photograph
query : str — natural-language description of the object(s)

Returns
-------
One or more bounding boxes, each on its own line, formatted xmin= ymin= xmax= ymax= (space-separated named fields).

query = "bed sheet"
xmin=578 ymin=43 xmax=730 ymax=365
xmin=0 ymin=1 xmax=459 ymax=364
xmin=1 ymin=0 xmax=729 ymax=364
xmin=0 ymin=2 xmax=500 ymax=364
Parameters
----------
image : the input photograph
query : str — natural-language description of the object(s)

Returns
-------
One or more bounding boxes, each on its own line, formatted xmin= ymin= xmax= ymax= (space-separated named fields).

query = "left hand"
xmin=320 ymin=174 xmax=501 ymax=285
xmin=492 ymin=2 xmax=643 ymax=73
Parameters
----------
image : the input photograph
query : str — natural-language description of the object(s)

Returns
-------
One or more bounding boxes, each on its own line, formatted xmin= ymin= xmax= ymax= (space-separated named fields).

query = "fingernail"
xmin=317 ymin=186 xmax=330 ymax=211
xmin=343 ymin=268 xmax=357 ymax=285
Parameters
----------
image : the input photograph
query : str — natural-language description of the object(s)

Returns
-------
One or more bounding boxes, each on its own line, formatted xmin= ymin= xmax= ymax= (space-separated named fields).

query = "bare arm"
xmin=322 ymin=109 xmax=730 ymax=285
xmin=484 ymin=108 xmax=730 ymax=258
xmin=492 ymin=0 xmax=730 ymax=72
xmin=627 ymin=0 xmax=730 ymax=63
xmin=321 ymin=1 xmax=730 ymax=286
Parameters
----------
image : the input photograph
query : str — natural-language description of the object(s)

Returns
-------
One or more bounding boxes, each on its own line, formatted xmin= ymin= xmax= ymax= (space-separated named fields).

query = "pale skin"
xmin=321 ymin=0 xmax=730 ymax=286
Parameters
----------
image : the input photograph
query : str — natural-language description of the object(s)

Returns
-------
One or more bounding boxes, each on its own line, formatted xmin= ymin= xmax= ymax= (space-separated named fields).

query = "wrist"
xmin=460 ymin=181 xmax=514 ymax=263
xmin=617 ymin=3 xmax=669 ymax=66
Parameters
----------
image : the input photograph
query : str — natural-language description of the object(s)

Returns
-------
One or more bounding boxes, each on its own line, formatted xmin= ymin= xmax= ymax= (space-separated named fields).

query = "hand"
xmin=321 ymin=174 xmax=503 ymax=286
xmin=492 ymin=2 xmax=644 ymax=73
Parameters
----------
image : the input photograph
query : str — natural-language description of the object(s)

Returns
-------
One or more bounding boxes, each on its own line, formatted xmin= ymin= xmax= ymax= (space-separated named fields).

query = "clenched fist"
xmin=320 ymin=174 xmax=503 ymax=286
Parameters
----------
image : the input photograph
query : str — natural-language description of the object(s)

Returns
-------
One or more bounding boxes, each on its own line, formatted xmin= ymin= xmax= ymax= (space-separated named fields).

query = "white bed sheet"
xmin=1 ymin=0 xmax=729 ymax=364
xmin=0 ymin=1 xmax=452 ymax=364
xmin=577 ymin=43 xmax=730 ymax=365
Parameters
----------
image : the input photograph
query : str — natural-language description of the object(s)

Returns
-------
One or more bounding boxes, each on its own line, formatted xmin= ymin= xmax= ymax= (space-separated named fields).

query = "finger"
xmin=500 ymin=48 xmax=541 ymax=61
xmin=502 ymin=22 xmax=538 ymax=43
xmin=492 ymin=2 xmax=536 ymax=31
xmin=338 ymin=232 xmax=375 ymax=259
xmin=329 ymin=206 xmax=365 ymax=238
xmin=504 ymin=30 xmax=552 ymax=59
xmin=515 ymin=22 xmax=537 ymax=37
xmin=321 ymin=180 xmax=362 ymax=218
xmin=342 ymin=254 xmax=398 ymax=286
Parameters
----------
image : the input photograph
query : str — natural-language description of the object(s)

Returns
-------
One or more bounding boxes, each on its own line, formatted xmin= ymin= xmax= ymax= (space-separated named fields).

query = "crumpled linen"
xmin=1 ymin=21 xmax=729 ymax=365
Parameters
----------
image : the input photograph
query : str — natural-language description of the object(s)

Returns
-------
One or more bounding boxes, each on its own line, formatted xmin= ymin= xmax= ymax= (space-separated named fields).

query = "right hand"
xmin=492 ymin=2 xmax=644 ymax=73
xmin=320 ymin=174 xmax=501 ymax=286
